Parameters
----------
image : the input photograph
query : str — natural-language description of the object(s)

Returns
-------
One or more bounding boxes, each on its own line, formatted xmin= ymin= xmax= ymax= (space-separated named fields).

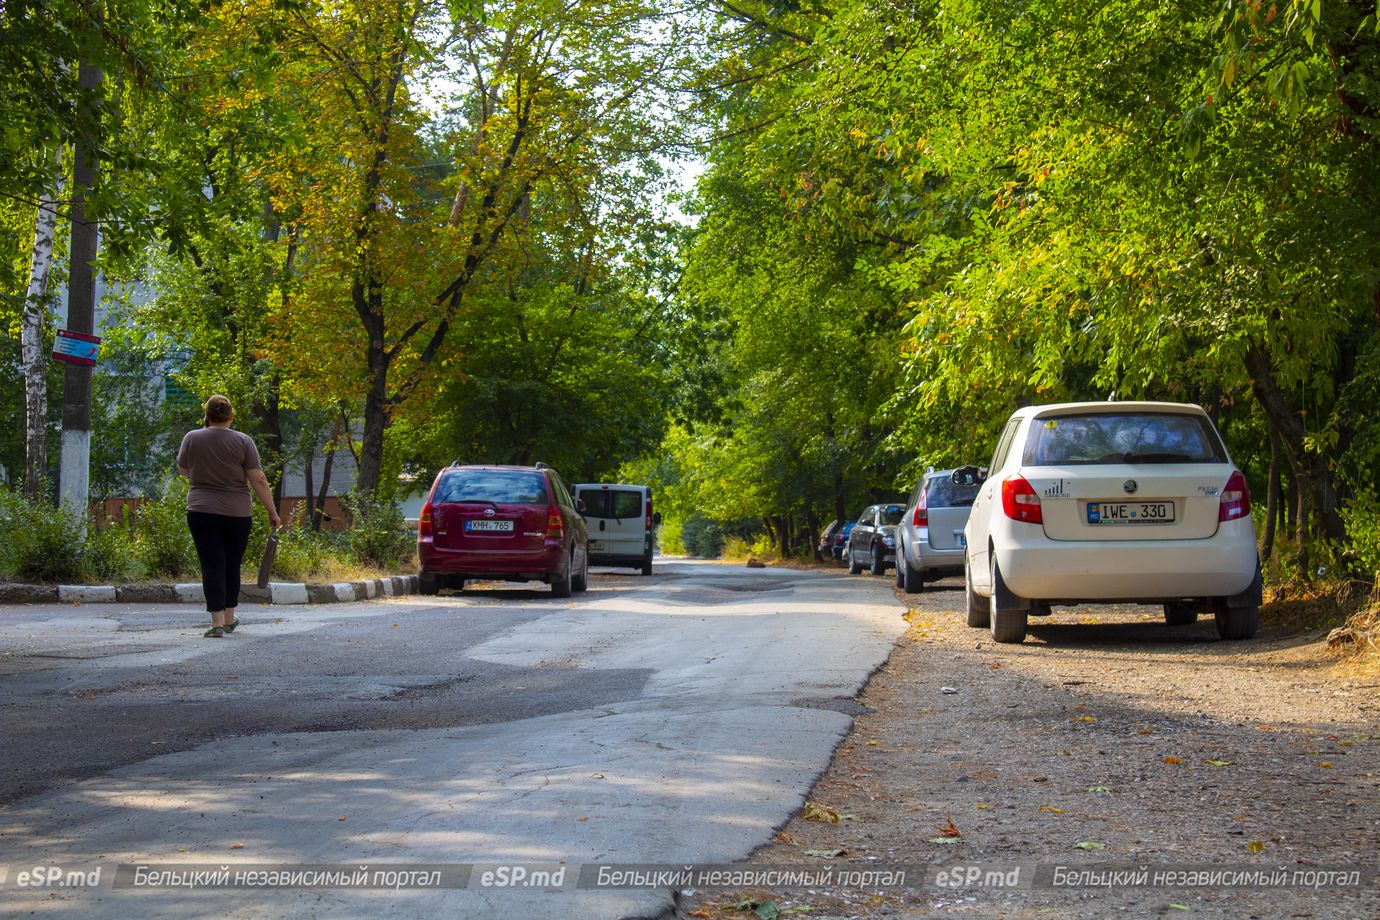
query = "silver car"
xmin=895 ymin=468 xmax=980 ymax=593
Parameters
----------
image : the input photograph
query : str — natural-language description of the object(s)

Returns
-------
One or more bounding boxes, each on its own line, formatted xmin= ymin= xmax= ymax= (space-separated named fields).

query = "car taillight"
xmin=646 ymin=507 xmax=653 ymax=529
xmin=419 ymin=503 xmax=433 ymax=538
xmin=1001 ymin=475 xmax=1043 ymax=524
xmin=1219 ymin=470 xmax=1251 ymax=522
xmin=912 ymin=493 xmax=928 ymax=527
xmin=546 ymin=507 xmax=564 ymax=539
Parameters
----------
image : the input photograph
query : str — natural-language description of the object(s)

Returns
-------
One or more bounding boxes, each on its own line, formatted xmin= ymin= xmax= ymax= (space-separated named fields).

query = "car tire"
xmin=894 ymin=550 xmax=904 ymax=587
xmin=573 ymin=549 xmax=589 ymax=593
xmin=964 ymin=553 xmax=989 ymax=628
xmin=551 ymin=552 xmax=574 ymax=598
xmin=989 ymin=558 xmax=1027 ymax=643
xmin=641 ymin=553 xmax=653 ymax=576
xmin=901 ymin=555 xmax=925 ymax=595
xmin=869 ymin=545 xmax=886 ymax=576
xmin=1164 ymin=603 xmax=1197 ymax=626
xmin=1214 ymin=603 xmax=1258 ymax=640
xmin=847 ymin=546 xmax=863 ymax=575
xmin=419 ymin=572 xmax=440 ymax=596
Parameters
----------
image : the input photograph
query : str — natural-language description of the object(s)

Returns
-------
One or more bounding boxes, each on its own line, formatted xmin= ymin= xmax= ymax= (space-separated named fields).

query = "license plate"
xmin=464 ymin=519 xmax=514 ymax=533
xmin=1086 ymin=502 xmax=1175 ymax=524
xmin=954 ymin=532 xmax=966 ymax=548
xmin=588 ymin=541 xmax=605 ymax=551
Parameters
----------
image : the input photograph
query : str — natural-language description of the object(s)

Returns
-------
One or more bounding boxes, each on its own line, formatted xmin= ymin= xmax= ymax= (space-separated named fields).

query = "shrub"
xmin=680 ymin=513 xmax=723 ymax=558
xmin=343 ymin=492 xmax=415 ymax=570
xmin=85 ymin=521 xmax=142 ymax=582
xmin=0 ymin=490 xmax=88 ymax=582
xmin=135 ymin=475 xmax=199 ymax=578
xmin=721 ymin=535 xmax=752 ymax=561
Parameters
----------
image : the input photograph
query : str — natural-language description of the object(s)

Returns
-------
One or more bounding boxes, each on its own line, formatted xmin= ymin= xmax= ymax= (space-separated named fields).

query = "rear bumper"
xmin=995 ymin=524 xmax=1258 ymax=601
xmin=418 ymin=539 xmax=564 ymax=580
xmin=905 ymin=534 xmax=965 ymax=573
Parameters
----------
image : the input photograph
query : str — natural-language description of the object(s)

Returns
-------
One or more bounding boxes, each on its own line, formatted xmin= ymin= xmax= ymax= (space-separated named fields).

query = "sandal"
xmin=223 ymin=619 xmax=238 ymax=634
xmin=204 ymin=626 xmax=224 ymax=638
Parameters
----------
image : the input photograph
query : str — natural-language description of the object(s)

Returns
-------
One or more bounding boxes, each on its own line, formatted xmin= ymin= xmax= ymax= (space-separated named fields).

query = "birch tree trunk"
xmin=21 ymin=147 xmax=66 ymax=502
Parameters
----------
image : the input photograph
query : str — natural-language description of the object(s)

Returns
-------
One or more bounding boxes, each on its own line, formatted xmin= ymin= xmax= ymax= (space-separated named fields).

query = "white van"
xmin=573 ymin=483 xmax=660 ymax=575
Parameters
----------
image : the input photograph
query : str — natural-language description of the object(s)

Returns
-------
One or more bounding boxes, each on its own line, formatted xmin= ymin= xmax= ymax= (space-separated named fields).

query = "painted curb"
xmin=0 ymin=574 xmax=420 ymax=607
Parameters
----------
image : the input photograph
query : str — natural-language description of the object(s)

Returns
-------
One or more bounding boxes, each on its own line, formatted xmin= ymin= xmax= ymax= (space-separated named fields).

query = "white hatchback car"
xmin=961 ymin=402 xmax=1261 ymax=644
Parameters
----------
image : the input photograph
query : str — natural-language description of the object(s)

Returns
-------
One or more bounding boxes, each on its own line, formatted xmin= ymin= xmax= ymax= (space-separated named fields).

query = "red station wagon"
xmin=417 ymin=464 xmax=589 ymax=597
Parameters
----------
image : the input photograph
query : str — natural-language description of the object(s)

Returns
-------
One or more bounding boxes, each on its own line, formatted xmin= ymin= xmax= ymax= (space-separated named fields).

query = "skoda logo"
xmin=1123 ymin=479 xmax=1139 ymax=494
xmin=484 ymin=508 xmax=496 ymax=517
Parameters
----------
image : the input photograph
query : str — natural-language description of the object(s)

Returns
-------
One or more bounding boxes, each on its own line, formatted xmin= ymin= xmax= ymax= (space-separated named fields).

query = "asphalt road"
xmin=0 ymin=559 xmax=907 ymax=919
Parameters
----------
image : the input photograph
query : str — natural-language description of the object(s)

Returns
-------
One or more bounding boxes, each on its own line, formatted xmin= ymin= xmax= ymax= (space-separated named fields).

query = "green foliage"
xmin=0 ymin=489 xmax=88 ymax=582
xmin=133 ymin=475 xmax=199 ymax=578
xmin=342 ymin=492 xmax=415 ymax=570
xmin=1342 ymin=494 xmax=1380 ymax=585
xmin=679 ymin=513 xmax=724 ymax=559
xmin=84 ymin=521 xmax=143 ymax=583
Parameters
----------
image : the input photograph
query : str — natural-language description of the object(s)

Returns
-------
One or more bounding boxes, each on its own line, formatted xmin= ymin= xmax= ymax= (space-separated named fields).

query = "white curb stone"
xmin=267 ymin=583 xmax=310 ymax=605
xmin=174 ymin=583 xmax=206 ymax=604
xmin=332 ymin=583 xmax=356 ymax=602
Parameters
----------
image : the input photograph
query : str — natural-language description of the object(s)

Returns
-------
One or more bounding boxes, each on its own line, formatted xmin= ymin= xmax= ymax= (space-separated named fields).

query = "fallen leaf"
xmin=975 ymin=803 xmax=991 ymax=810
xmin=804 ymin=848 xmax=847 ymax=858
xmin=1039 ymin=805 xmax=1065 ymax=813
xmin=1164 ymin=756 xmax=1181 ymax=764
xmin=577 ymin=816 xmax=589 ymax=822
xmin=773 ymin=832 xmax=798 ymax=845
xmin=1073 ymin=705 xmax=1087 ymax=712
xmin=866 ymin=740 xmax=879 ymax=746
xmin=1204 ymin=760 xmax=1233 ymax=767
xmin=1168 ymin=905 xmax=1190 ymax=912
xmin=936 ymin=817 xmax=961 ymax=837
xmin=802 ymin=802 xmax=841 ymax=824
xmin=1072 ymin=716 xmax=1094 ymax=723
xmin=1074 ymin=841 xmax=1105 ymax=851
xmin=990 ymin=663 xmax=1001 ymax=670
xmin=1137 ymin=728 xmax=1151 ymax=735
xmin=687 ymin=909 xmax=715 ymax=919
xmin=1319 ymin=762 xmax=1333 ymax=769
xmin=230 ymin=843 xmax=244 ymax=850
xmin=1246 ymin=841 xmax=1266 ymax=853
xmin=338 ymin=816 xmax=345 ymax=822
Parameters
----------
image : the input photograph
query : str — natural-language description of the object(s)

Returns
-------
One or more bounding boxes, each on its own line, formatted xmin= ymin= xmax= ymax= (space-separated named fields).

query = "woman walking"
xmin=177 ymin=395 xmax=281 ymax=638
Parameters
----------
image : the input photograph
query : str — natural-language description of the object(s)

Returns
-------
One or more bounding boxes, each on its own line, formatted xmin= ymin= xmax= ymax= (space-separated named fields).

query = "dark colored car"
xmin=829 ymin=521 xmax=857 ymax=560
xmin=417 ymin=464 xmax=589 ymax=596
xmin=845 ymin=503 xmax=906 ymax=575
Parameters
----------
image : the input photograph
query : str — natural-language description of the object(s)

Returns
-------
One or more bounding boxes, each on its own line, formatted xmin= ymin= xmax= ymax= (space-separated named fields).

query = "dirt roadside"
xmin=675 ymin=571 xmax=1380 ymax=920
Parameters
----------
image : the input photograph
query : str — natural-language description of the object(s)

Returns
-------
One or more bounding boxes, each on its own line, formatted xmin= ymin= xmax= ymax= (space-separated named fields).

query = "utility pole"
xmin=59 ymin=56 xmax=103 ymax=526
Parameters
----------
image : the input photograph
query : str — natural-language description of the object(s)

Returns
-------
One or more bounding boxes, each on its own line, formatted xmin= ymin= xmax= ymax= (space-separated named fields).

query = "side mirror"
xmin=952 ymin=466 xmax=987 ymax=486
xmin=652 ymin=512 xmax=662 ymax=525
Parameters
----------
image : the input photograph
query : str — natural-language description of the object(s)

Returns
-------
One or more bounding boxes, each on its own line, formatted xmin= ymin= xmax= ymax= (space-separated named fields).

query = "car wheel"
xmin=1164 ymin=603 xmax=1197 ymax=626
xmin=640 ymin=552 xmax=653 ymax=576
xmin=901 ymin=555 xmax=925 ymax=595
xmin=419 ymin=572 xmax=439 ymax=596
xmin=847 ymin=545 xmax=863 ymax=575
xmin=1214 ymin=602 xmax=1258 ymax=640
xmin=573 ymin=549 xmax=589 ymax=593
xmin=964 ymin=552 xmax=988 ymax=628
xmin=989 ymin=558 xmax=1027 ymax=643
xmin=551 ymin=552 xmax=574 ymax=598
xmin=869 ymin=545 xmax=886 ymax=576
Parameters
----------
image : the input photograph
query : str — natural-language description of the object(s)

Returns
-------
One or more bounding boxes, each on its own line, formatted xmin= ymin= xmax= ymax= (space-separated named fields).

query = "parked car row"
xmin=834 ymin=400 xmax=1261 ymax=646
xmin=416 ymin=464 xmax=660 ymax=597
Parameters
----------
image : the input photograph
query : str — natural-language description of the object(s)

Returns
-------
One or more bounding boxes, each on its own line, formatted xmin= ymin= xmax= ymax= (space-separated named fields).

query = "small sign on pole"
xmin=53 ymin=329 xmax=101 ymax=367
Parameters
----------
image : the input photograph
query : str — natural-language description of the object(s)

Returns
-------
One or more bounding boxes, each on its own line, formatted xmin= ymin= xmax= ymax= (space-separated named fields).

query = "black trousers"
xmin=187 ymin=511 xmax=253 ymax=612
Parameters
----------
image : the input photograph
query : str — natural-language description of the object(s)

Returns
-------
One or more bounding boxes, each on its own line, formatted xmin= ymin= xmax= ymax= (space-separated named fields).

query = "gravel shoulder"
xmin=677 ymin=571 xmax=1380 ymax=920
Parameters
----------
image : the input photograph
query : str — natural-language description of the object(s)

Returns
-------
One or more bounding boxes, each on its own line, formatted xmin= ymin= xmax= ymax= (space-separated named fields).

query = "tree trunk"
xmin=21 ymin=146 xmax=65 ymax=502
xmin=804 ymin=505 xmax=823 ymax=562
xmin=302 ymin=439 xmax=315 ymax=529
xmin=59 ymin=57 xmax=103 ymax=527
xmin=313 ymin=415 xmax=342 ymax=532
xmin=1262 ymin=420 xmax=1281 ymax=561
xmin=1242 ymin=343 xmax=1347 ymax=548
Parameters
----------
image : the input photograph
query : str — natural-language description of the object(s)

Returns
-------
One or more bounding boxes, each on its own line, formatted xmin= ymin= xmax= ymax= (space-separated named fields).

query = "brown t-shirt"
xmin=176 ymin=427 xmax=261 ymax=517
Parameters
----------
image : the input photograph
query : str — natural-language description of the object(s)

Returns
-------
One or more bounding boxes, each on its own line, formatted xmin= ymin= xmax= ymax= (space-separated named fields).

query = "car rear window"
xmin=1022 ymin=412 xmax=1227 ymax=466
xmin=579 ymin=489 xmax=643 ymax=519
xmin=433 ymin=470 xmax=549 ymax=504
xmin=925 ymin=477 xmax=979 ymax=507
xmin=879 ymin=505 xmax=905 ymax=526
